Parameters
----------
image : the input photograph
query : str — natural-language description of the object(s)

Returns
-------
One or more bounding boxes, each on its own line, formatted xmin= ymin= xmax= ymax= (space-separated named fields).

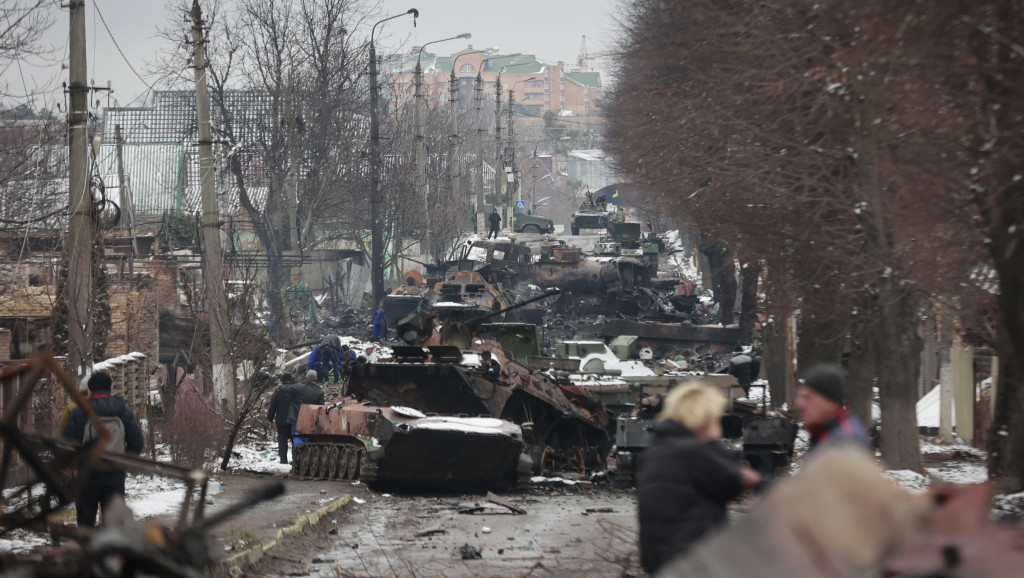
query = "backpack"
xmin=84 ymin=415 xmax=127 ymax=456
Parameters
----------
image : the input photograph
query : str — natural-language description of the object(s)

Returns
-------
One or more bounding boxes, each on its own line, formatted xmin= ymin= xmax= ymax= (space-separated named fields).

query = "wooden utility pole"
xmin=191 ymin=0 xmax=234 ymax=415
xmin=66 ymin=0 xmax=93 ymax=378
xmin=474 ymin=74 xmax=485 ymax=233
xmin=494 ymin=73 xmax=504 ymax=228
xmin=506 ymin=88 xmax=517 ymax=221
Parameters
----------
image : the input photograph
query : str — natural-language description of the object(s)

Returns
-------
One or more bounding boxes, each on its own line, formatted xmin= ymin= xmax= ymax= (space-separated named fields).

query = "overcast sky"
xmin=3 ymin=0 xmax=623 ymax=111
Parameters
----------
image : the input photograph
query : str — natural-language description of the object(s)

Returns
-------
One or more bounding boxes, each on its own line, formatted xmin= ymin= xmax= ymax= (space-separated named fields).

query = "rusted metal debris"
xmin=0 ymin=352 xmax=284 ymax=577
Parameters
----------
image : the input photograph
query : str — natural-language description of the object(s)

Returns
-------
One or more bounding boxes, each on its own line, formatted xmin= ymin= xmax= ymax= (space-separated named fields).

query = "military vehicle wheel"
xmin=522 ymin=224 xmax=541 ymax=234
xmin=306 ymin=445 xmax=321 ymax=477
xmin=327 ymin=446 xmax=340 ymax=478
xmin=346 ymin=447 xmax=360 ymax=479
xmin=318 ymin=445 xmax=332 ymax=477
xmin=291 ymin=446 xmax=304 ymax=476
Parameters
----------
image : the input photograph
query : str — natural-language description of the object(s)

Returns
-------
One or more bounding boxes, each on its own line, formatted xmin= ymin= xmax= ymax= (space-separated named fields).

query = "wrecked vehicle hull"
xmin=348 ymin=360 xmax=612 ymax=476
xmin=293 ymin=400 xmax=524 ymax=492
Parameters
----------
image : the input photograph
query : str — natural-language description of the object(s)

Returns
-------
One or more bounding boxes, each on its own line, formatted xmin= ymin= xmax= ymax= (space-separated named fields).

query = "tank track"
xmin=291 ymin=442 xmax=373 ymax=482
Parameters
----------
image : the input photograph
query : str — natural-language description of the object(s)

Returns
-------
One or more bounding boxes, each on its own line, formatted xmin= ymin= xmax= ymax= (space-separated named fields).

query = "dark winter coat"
xmin=287 ymin=381 xmax=325 ymax=423
xmin=636 ymin=420 xmax=745 ymax=574
xmin=267 ymin=385 xmax=295 ymax=426
xmin=62 ymin=393 xmax=145 ymax=484
xmin=488 ymin=212 xmax=501 ymax=227
xmin=727 ymin=354 xmax=761 ymax=391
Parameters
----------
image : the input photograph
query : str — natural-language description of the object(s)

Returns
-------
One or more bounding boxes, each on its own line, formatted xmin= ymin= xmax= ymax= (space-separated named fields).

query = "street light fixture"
xmin=472 ymin=53 xmax=520 ymax=233
xmin=413 ymin=33 xmax=471 ymax=262
xmin=369 ymin=8 xmax=418 ymax=306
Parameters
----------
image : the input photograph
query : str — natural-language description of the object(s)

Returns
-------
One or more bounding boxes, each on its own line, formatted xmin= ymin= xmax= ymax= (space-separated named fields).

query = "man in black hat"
xmin=795 ymin=363 xmax=870 ymax=452
xmin=62 ymin=371 xmax=145 ymax=527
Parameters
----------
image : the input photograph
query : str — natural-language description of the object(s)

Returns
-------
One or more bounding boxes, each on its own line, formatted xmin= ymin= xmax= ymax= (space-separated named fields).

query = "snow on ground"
xmin=661 ymin=230 xmax=701 ymax=282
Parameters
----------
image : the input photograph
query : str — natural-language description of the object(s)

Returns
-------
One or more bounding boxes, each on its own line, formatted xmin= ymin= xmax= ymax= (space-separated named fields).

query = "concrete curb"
xmin=212 ymin=494 xmax=352 ymax=575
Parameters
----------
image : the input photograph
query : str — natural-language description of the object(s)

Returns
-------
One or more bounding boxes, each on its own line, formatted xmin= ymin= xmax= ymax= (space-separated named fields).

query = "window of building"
xmin=584 ymin=93 xmax=589 ymax=101
xmin=459 ymin=63 xmax=476 ymax=73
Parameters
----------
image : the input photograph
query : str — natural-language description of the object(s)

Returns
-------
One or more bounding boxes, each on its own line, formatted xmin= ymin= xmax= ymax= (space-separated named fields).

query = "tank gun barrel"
xmin=465 ymin=287 xmax=560 ymax=328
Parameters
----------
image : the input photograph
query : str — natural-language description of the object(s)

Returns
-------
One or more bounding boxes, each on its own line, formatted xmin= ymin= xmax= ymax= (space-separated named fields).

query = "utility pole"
xmin=494 ymin=73 xmax=504 ymax=228
xmin=66 ymin=0 xmax=93 ymax=378
xmin=448 ymin=70 xmax=460 ymax=241
xmin=413 ymin=61 xmax=430 ymax=261
xmin=191 ymin=0 xmax=234 ymax=416
xmin=368 ymin=9 xmax=418 ymax=306
xmin=506 ymin=88 xmax=517 ymax=221
xmin=474 ymin=74 xmax=485 ymax=234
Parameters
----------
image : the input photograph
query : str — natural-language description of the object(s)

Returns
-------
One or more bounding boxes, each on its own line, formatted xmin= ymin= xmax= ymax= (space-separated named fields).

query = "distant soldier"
xmin=479 ymin=351 xmax=501 ymax=380
xmin=487 ymin=208 xmax=501 ymax=239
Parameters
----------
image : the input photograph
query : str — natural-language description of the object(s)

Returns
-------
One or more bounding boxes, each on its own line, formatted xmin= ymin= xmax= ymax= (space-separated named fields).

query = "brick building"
xmin=386 ymin=48 xmax=603 ymax=120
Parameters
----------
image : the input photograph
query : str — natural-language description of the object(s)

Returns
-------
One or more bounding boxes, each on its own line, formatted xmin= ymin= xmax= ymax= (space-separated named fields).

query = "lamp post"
xmin=474 ymin=53 xmax=519 ymax=234
xmin=450 ymin=49 xmax=484 ymax=233
xmin=414 ymin=33 xmax=470 ymax=263
xmin=506 ymin=76 xmax=536 ymax=220
xmin=369 ymin=8 xmax=417 ymax=306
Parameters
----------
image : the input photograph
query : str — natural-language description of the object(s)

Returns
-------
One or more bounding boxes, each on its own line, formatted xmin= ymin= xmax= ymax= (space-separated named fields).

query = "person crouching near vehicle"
xmin=636 ymin=383 xmax=762 ymax=574
xmin=62 ymin=371 xmax=144 ymax=528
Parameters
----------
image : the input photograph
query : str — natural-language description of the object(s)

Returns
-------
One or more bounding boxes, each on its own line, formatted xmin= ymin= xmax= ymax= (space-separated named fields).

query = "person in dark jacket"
xmin=288 ymin=370 xmax=326 ymax=423
xmin=487 ymin=208 xmax=501 ymax=239
xmin=796 ymin=363 xmax=870 ymax=452
xmin=266 ymin=373 xmax=295 ymax=464
xmin=318 ymin=335 xmax=344 ymax=382
xmin=637 ymin=383 xmax=761 ymax=574
xmin=62 ymin=371 xmax=145 ymax=528
xmin=727 ymin=346 xmax=761 ymax=396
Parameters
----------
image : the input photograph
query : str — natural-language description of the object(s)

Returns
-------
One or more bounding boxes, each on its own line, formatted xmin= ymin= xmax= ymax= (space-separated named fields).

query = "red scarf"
xmin=806 ymin=407 xmax=852 ymax=444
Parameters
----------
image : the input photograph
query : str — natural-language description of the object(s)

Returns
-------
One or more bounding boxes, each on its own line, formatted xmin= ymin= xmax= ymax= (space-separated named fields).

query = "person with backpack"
xmin=62 ymin=371 xmax=144 ymax=528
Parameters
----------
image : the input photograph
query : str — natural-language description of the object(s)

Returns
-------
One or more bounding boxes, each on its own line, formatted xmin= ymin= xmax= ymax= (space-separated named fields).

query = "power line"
xmin=93 ymin=0 xmax=157 ymax=94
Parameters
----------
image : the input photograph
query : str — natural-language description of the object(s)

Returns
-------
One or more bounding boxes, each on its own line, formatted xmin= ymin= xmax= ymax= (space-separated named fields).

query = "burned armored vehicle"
xmin=349 ymin=289 xmax=613 ymax=477
xmin=380 ymin=269 xmax=514 ymax=330
xmin=292 ymin=400 xmax=524 ymax=492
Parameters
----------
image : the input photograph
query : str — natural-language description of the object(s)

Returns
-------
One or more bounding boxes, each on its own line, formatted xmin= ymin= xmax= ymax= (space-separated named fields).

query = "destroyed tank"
xmin=380 ymin=269 xmax=514 ymax=332
xmin=292 ymin=400 xmax=524 ymax=492
xmin=348 ymin=288 xmax=613 ymax=477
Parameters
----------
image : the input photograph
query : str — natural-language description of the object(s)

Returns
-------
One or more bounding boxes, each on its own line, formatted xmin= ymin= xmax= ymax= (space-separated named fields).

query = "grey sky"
xmin=3 ymin=0 xmax=622 ymax=111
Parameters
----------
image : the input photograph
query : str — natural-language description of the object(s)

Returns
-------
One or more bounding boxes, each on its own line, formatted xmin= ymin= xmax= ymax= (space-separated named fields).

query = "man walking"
xmin=487 ymin=208 xmax=502 ymax=239
xmin=62 ymin=371 xmax=144 ymax=527
xmin=267 ymin=373 xmax=296 ymax=464
xmin=795 ymin=363 xmax=870 ymax=452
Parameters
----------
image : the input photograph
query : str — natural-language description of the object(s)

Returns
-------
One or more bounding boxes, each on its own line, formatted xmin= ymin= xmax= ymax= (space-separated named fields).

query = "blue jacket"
xmin=63 ymin=392 xmax=145 ymax=483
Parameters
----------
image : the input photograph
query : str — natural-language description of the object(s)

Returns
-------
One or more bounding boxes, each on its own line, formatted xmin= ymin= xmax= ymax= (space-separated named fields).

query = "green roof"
xmin=565 ymin=71 xmax=601 ymax=89
xmin=482 ymin=54 xmax=544 ymax=74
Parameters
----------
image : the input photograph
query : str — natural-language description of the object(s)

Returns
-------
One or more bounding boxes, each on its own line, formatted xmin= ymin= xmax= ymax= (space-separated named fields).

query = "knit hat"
xmin=88 ymin=371 xmax=112 ymax=392
xmin=800 ymin=363 xmax=845 ymax=405
xmin=305 ymin=369 xmax=319 ymax=380
xmin=280 ymin=373 xmax=294 ymax=383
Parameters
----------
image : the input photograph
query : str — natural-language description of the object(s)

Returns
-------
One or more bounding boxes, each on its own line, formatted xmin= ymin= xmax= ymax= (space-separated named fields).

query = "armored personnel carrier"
xmin=570 ymin=189 xmax=618 ymax=235
xmin=292 ymin=400 xmax=524 ymax=492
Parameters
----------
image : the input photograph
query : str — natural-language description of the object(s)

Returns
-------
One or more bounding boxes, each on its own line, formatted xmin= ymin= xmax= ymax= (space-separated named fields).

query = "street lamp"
xmin=505 ymin=76 xmax=536 ymax=218
xmin=448 ymin=49 xmax=485 ymax=233
xmin=413 ymin=33 xmax=470 ymax=263
xmin=473 ymin=53 xmax=519 ymax=233
xmin=369 ymin=8 xmax=418 ymax=306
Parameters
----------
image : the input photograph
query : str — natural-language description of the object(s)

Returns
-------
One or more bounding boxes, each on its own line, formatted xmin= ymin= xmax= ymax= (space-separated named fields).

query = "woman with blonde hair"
xmin=636 ymin=383 xmax=761 ymax=574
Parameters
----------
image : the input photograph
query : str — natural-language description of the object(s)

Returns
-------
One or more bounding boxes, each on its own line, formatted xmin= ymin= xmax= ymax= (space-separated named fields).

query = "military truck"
xmin=512 ymin=206 xmax=555 ymax=234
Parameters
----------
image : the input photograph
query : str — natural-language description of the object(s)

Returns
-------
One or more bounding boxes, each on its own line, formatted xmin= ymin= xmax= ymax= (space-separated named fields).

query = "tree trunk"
xmin=704 ymin=244 xmax=736 ymax=326
xmin=738 ymin=260 xmax=760 ymax=344
xmin=875 ymin=282 xmax=923 ymax=471
xmin=845 ymin=331 xmax=875 ymax=429
xmin=797 ymin=305 xmax=846 ymax=369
